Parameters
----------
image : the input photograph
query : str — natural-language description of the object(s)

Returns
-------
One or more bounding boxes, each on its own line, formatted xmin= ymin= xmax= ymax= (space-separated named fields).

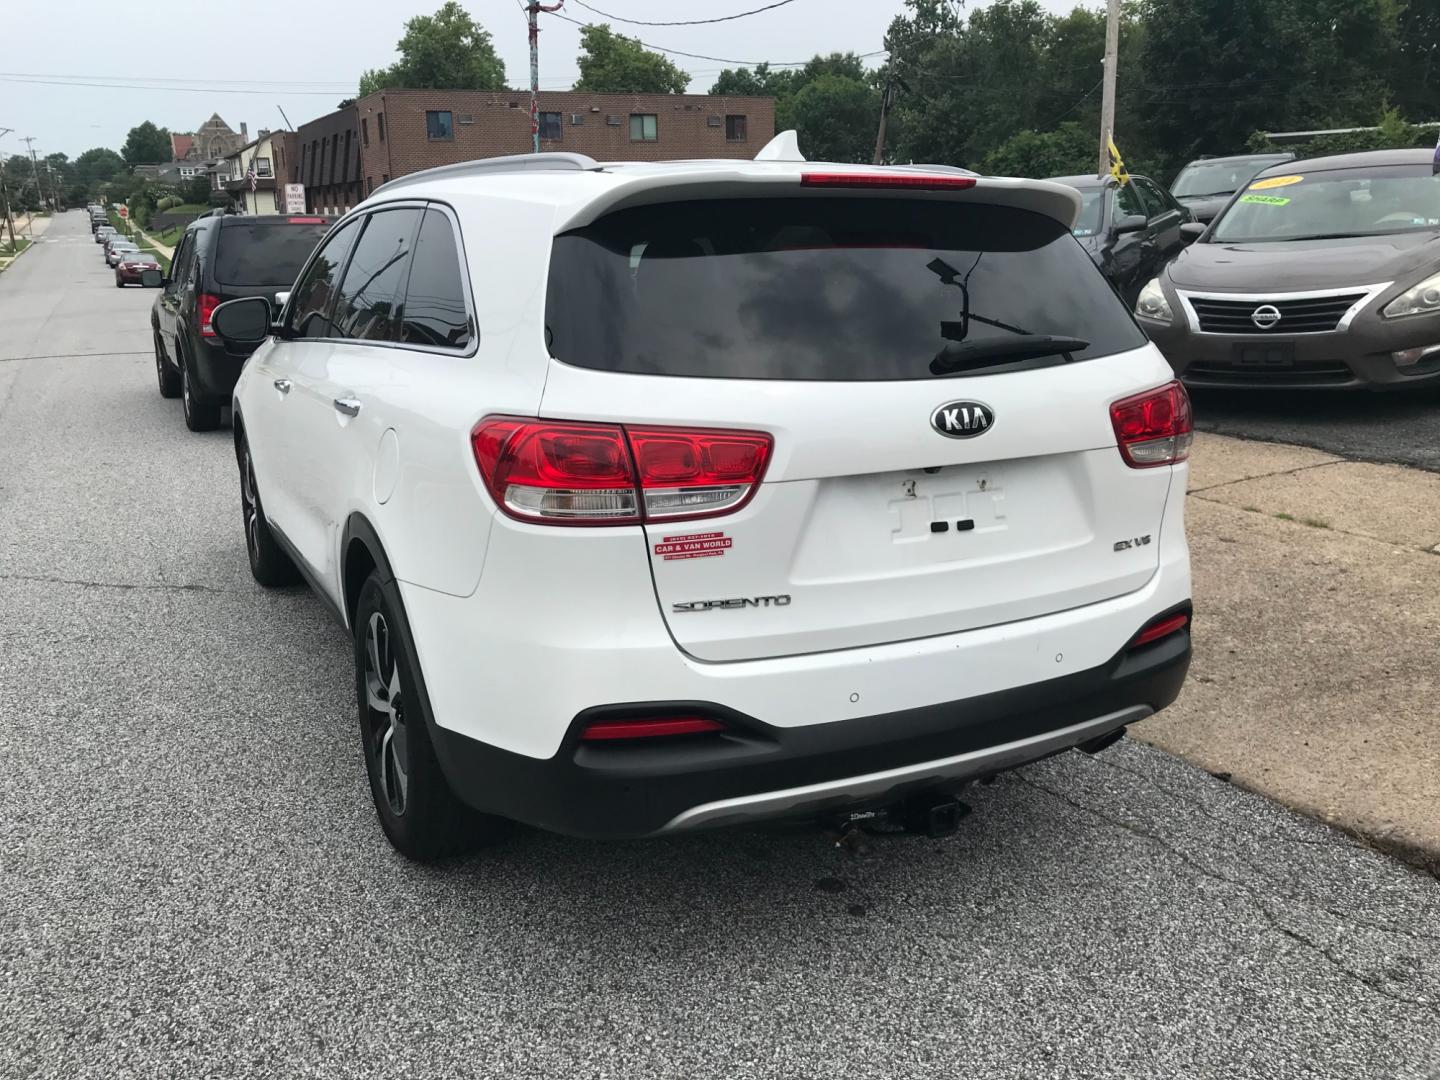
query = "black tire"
xmin=354 ymin=572 xmax=502 ymax=861
xmin=238 ymin=437 xmax=300 ymax=587
xmin=115 ymin=277 xmax=123 ymax=288
xmin=180 ymin=350 xmax=222 ymax=432
xmin=154 ymin=332 xmax=180 ymax=399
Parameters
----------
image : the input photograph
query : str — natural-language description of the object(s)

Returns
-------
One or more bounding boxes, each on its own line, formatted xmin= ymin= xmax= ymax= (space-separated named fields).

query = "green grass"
xmin=0 ymin=236 xmax=32 ymax=267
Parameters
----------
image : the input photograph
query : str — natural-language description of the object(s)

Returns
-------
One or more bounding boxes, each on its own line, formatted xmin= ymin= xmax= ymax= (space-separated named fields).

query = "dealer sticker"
xmin=1249 ymin=174 xmax=1304 ymax=190
xmin=1240 ymin=194 xmax=1291 ymax=206
xmin=653 ymin=531 xmax=733 ymax=561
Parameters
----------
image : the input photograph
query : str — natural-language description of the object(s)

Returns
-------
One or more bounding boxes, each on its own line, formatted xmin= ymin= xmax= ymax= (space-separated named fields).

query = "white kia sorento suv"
xmin=213 ymin=140 xmax=1193 ymax=859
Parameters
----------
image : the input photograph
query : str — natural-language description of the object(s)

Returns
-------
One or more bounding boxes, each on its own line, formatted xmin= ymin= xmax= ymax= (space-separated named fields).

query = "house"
xmin=216 ymin=130 xmax=288 ymax=214
xmin=291 ymin=89 xmax=776 ymax=212
xmin=177 ymin=114 xmax=247 ymax=162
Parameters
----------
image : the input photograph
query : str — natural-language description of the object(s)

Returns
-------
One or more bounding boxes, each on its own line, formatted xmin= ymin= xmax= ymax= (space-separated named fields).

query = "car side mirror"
xmin=1114 ymin=214 xmax=1148 ymax=234
xmin=140 ymin=269 xmax=163 ymax=288
xmin=1179 ymin=222 xmax=1206 ymax=245
xmin=211 ymin=296 xmax=273 ymax=345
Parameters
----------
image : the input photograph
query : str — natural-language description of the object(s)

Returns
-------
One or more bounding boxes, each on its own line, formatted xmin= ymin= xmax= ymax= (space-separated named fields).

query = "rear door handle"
xmin=273 ymin=378 xmax=292 ymax=394
xmin=333 ymin=397 xmax=361 ymax=417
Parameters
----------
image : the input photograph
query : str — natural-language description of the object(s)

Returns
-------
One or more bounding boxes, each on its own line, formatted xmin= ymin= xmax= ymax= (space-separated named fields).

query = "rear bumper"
xmin=430 ymin=625 xmax=1190 ymax=838
xmin=189 ymin=337 xmax=251 ymax=401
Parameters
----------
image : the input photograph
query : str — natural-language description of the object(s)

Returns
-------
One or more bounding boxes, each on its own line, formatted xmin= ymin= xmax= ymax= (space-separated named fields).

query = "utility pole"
xmin=527 ymin=1 xmax=565 ymax=154
xmin=0 ymin=127 xmax=16 ymax=249
xmin=872 ymin=72 xmax=895 ymax=166
xmin=22 ymin=136 xmax=46 ymax=211
xmin=1097 ymin=0 xmax=1120 ymax=178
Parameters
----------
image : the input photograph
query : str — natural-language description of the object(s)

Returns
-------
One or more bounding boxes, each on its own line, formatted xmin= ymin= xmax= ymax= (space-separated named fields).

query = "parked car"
xmin=1047 ymin=173 xmax=1193 ymax=306
xmin=208 ymin=152 xmax=1194 ymax=860
xmin=1169 ymin=152 xmax=1296 ymax=224
xmin=1139 ymin=148 xmax=1440 ymax=389
xmin=94 ymin=225 xmax=116 ymax=244
xmin=115 ymin=250 xmax=162 ymax=287
xmin=105 ymin=240 xmax=140 ymax=267
xmin=150 ymin=212 xmax=332 ymax=430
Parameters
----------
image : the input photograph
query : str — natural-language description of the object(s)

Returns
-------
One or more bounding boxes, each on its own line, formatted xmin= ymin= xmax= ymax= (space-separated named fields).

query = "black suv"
xmin=151 ymin=212 xmax=331 ymax=430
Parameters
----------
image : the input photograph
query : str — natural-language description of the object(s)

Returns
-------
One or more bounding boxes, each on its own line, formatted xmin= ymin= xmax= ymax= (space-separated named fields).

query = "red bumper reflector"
xmin=800 ymin=171 xmax=977 ymax=191
xmin=580 ymin=716 xmax=726 ymax=742
xmin=1133 ymin=613 xmax=1189 ymax=648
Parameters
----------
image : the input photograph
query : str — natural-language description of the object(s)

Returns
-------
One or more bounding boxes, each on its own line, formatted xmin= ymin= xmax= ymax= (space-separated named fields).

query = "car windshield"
xmin=1208 ymin=164 xmax=1440 ymax=243
xmin=1070 ymin=189 xmax=1104 ymax=237
xmin=1172 ymin=159 xmax=1284 ymax=198
xmin=546 ymin=196 xmax=1145 ymax=380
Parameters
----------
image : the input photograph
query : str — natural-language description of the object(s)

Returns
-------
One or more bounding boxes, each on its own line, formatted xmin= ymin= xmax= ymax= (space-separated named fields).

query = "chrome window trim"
xmin=1174 ymin=282 xmax=1393 ymax=336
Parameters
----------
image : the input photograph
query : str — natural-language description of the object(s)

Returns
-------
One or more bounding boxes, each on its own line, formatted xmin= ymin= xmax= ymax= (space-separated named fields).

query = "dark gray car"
xmin=1170 ymin=152 xmax=1296 ymax=224
xmin=1140 ymin=148 xmax=1440 ymax=390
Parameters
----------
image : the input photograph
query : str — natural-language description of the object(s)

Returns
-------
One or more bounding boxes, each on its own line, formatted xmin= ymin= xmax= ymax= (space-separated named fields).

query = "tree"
xmin=122 ymin=122 xmax=172 ymax=166
xmin=73 ymin=147 xmax=125 ymax=189
xmin=983 ymin=121 xmax=1095 ymax=177
xmin=359 ymin=2 xmax=506 ymax=95
xmin=786 ymin=74 xmax=880 ymax=163
xmin=573 ymin=24 xmax=690 ymax=94
xmin=709 ymin=62 xmax=796 ymax=98
xmin=183 ymin=174 xmax=213 ymax=206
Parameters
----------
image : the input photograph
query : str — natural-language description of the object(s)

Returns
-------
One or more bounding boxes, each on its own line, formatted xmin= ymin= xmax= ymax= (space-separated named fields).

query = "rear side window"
xmin=288 ymin=218 xmax=361 ymax=338
xmin=332 ymin=208 xmax=421 ymax=342
xmin=546 ymin=197 xmax=1146 ymax=380
xmin=400 ymin=209 xmax=473 ymax=349
xmin=213 ymin=221 xmax=332 ymax=287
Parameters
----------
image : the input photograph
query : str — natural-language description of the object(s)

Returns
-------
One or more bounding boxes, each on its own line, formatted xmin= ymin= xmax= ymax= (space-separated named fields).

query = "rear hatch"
xmin=208 ymin=216 xmax=331 ymax=353
xmin=540 ymin=190 xmax=1180 ymax=662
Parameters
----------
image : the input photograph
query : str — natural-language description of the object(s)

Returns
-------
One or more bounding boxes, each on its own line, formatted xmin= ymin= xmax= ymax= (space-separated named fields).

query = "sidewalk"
xmin=1136 ymin=432 xmax=1440 ymax=875
xmin=129 ymin=220 xmax=174 ymax=259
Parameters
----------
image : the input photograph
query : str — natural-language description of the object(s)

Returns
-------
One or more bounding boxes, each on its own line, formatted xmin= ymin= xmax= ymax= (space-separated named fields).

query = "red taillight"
xmin=1110 ymin=381 xmax=1192 ymax=468
xmin=1133 ymin=612 xmax=1189 ymax=648
xmin=580 ymin=716 xmax=726 ymax=742
xmin=287 ymin=216 xmax=326 ymax=224
xmin=198 ymin=292 xmax=222 ymax=338
xmin=800 ymin=171 xmax=977 ymax=191
xmin=471 ymin=418 xmax=772 ymax=526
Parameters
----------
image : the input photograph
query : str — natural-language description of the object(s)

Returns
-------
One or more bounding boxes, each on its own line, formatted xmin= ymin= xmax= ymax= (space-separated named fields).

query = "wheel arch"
xmin=342 ymin=512 xmax=398 ymax=631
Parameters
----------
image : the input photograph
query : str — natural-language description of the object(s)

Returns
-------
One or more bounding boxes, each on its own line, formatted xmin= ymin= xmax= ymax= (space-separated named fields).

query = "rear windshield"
xmin=545 ymin=197 xmax=1144 ymax=380
xmin=1172 ymin=159 xmax=1286 ymax=199
xmin=213 ymin=221 xmax=331 ymax=287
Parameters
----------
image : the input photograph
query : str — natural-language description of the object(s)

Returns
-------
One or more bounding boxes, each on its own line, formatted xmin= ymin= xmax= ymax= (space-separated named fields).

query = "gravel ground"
xmin=1191 ymin=386 xmax=1440 ymax=473
xmin=2 ymin=212 xmax=1437 ymax=1079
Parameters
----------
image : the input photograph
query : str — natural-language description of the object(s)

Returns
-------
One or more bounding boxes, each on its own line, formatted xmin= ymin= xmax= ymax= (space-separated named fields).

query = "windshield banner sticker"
xmin=1240 ymin=194 xmax=1291 ymax=206
xmin=1250 ymin=175 xmax=1304 ymax=190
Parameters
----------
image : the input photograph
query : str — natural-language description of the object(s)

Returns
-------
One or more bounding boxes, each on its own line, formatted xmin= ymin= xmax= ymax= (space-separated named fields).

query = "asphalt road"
xmin=1192 ymin=386 xmax=1440 ymax=473
xmin=2 ymin=213 xmax=1438 ymax=1080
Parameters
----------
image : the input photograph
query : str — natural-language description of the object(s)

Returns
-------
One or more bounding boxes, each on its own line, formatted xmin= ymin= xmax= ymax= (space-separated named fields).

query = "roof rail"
xmin=370 ymin=152 xmax=601 ymax=197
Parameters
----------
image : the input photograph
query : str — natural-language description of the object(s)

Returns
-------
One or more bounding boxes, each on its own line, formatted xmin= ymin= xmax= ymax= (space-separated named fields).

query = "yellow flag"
xmin=1107 ymin=137 xmax=1130 ymax=185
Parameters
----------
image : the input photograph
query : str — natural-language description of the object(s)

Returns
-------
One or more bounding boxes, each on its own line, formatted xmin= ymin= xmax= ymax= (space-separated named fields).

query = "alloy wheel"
xmin=363 ymin=611 xmax=409 ymax=817
xmin=241 ymin=447 xmax=261 ymax=564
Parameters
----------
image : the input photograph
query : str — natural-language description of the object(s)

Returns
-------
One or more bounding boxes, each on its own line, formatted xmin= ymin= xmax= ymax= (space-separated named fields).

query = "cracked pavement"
xmin=2 ymin=211 xmax=1438 ymax=1079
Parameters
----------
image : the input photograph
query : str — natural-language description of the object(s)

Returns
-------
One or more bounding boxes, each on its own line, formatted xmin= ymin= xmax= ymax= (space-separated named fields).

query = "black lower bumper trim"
xmin=431 ymin=612 xmax=1192 ymax=839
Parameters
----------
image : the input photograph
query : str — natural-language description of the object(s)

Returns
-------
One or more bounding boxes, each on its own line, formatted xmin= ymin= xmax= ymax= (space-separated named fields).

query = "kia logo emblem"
xmin=931 ymin=400 xmax=994 ymax=438
xmin=1251 ymin=304 xmax=1282 ymax=330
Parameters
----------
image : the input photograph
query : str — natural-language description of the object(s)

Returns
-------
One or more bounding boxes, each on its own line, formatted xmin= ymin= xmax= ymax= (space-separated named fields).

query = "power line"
xmin=569 ymin=0 xmax=802 ymax=26
xmin=0 ymin=71 xmax=354 ymax=88
xmin=0 ymin=76 xmax=346 ymax=96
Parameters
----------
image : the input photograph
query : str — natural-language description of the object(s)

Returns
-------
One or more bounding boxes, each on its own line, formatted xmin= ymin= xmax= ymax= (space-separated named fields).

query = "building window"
xmin=539 ymin=112 xmax=562 ymax=141
xmin=725 ymin=115 xmax=748 ymax=141
xmin=378 ymin=114 xmax=386 ymax=142
xmin=629 ymin=114 xmax=658 ymax=141
xmin=426 ymin=110 xmax=453 ymax=140
xmin=255 ymin=157 xmax=272 ymax=177
xmin=361 ymin=118 xmax=369 ymax=146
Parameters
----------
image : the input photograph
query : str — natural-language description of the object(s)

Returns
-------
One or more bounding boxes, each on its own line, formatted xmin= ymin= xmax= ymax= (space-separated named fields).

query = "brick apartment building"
xmin=293 ymin=89 xmax=775 ymax=214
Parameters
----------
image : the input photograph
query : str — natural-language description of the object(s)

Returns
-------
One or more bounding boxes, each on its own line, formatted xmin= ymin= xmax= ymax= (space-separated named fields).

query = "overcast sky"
xmin=4 ymin=0 xmax=1078 ymax=159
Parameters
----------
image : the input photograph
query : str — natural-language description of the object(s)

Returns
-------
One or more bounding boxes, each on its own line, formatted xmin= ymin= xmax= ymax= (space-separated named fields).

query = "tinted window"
xmin=629 ymin=114 xmax=657 ymax=141
xmin=426 ymin=111 xmax=453 ymax=140
xmin=1172 ymin=158 xmax=1287 ymax=198
xmin=546 ymin=198 xmax=1145 ymax=381
xmin=332 ymin=208 xmax=421 ymax=342
xmin=1114 ymin=183 xmax=1145 ymax=219
xmin=539 ymin=112 xmax=562 ymax=140
xmin=213 ymin=221 xmax=331 ymax=287
xmin=400 ymin=209 xmax=473 ymax=349
xmin=1211 ymin=164 xmax=1440 ymax=243
xmin=287 ymin=218 xmax=360 ymax=338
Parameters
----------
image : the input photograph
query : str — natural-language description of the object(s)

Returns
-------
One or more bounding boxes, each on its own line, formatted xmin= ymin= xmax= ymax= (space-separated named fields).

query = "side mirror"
xmin=140 ymin=269 xmax=163 ymax=288
xmin=1114 ymin=214 xmax=1148 ymax=234
xmin=1179 ymin=222 xmax=1206 ymax=245
xmin=211 ymin=296 xmax=272 ymax=345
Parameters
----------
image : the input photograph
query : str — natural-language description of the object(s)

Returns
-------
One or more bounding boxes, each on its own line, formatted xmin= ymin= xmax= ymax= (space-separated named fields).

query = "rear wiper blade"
xmin=930 ymin=336 xmax=1089 ymax=375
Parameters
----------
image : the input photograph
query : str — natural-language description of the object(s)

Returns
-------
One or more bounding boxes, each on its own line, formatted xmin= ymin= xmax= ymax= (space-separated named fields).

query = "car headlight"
xmin=1383 ymin=271 xmax=1440 ymax=318
xmin=1135 ymin=278 xmax=1173 ymax=323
